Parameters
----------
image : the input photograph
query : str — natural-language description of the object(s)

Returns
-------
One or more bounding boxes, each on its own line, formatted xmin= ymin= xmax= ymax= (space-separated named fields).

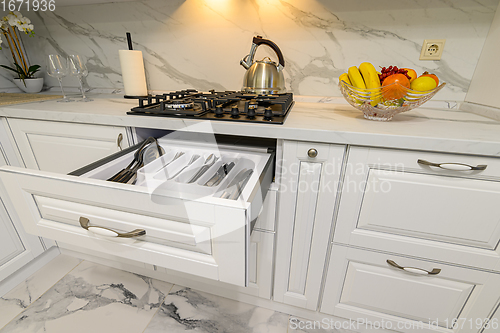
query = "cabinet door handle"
xmin=417 ymin=159 xmax=486 ymax=171
xmin=117 ymin=133 xmax=123 ymax=151
xmin=387 ymin=259 xmax=441 ymax=275
xmin=79 ymin=217 xmax=145 ymax=238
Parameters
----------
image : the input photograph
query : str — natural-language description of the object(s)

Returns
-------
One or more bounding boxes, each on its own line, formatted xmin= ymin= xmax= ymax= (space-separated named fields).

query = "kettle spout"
xmin=240 ymin=55 xmax=252 ymax=70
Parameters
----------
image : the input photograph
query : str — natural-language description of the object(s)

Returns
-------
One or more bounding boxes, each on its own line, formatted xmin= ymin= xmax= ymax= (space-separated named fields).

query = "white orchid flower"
xmin=19 ymin=24 xmax=34 ymax=33
xmin=8 ymin=16 xmax=21 ymax=27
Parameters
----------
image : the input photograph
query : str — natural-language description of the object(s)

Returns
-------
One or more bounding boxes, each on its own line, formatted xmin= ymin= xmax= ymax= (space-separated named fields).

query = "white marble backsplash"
xmin=0 ymin=0 xmax=498 ymax=101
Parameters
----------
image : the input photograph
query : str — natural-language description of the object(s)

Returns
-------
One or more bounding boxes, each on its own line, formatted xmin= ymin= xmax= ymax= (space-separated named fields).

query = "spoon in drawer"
xmin=168 ymin=154 xmax=200 ymax=180
xmin=108 ymin=137 xmax=156 ymax=182
xmin=187 ymin=154 xmax=217 ymax=183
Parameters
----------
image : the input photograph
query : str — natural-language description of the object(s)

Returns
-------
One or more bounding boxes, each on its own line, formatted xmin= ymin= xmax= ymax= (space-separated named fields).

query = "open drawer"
xmin=0 ymin=135 xmax=275 ymax=287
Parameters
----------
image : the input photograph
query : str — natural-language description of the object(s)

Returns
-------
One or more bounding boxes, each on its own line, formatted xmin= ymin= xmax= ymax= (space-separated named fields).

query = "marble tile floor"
xmin=0 ymin=255 xmax=357 ymax=333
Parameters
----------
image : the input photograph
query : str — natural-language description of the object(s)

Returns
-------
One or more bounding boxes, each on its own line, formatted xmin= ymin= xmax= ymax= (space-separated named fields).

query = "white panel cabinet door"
xmin=273 ymin=140 xmax=346 ymax=310
xmin=321 ymin=245 xmax=500 ymax=333
xmin=0 ymin=120 xmax=45 ymax=283
xmin=8 ymin=118 xmax=130 ymax=174
xmin=481 ymin=305 xmax=500 ymax=332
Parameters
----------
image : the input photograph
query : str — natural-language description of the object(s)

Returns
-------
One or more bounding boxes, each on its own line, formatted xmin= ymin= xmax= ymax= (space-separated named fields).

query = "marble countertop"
xmin=0 ymin=94 xmax=499 ymax=157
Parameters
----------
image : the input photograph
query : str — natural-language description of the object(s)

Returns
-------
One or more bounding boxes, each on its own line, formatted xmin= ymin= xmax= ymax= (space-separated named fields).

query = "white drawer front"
xmin=8 ymin=118 xmax=129 ymax=174
xmin=341 ymin=261 xmax=473 ymax=326
xmin=0 ymin=138 xmax=274 ymax=287
xmin=35 ymin=196 xmax=212 ymax=254
xmin=358 ymin=169 xmax=500 ymax=249
xmin=335 ymin=146 xmax=500 ymax=271
xmin=321 ymin=245 xmax=500 ymax=333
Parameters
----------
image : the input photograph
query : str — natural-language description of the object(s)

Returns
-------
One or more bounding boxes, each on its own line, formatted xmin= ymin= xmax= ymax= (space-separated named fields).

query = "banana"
xmin=359 ymin=62 xmax=381 ymax=88
xmin=339 ymin=73 xmax=351 ymax=85
xmin=358 ymin=62 xmax=382 ymax=106
xmin=339 ymin=72 xmax=359 ymax=103
xmin=347 ymin=66 xmax=366 ymax=89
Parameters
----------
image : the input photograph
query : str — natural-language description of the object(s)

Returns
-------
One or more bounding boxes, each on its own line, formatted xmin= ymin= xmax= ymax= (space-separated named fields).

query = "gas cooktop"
xmin=127 ymin=90 xmax=294 ymax=125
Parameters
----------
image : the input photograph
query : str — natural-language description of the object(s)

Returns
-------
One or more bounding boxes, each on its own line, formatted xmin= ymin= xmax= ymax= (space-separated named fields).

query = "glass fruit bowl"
xmin=339 ymin=80 xmax=446 ymax=121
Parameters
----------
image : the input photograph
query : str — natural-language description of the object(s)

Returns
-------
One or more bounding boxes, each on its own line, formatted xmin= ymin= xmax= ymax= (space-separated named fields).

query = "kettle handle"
xmin=253 ymin=36 xmax=285 ymax=68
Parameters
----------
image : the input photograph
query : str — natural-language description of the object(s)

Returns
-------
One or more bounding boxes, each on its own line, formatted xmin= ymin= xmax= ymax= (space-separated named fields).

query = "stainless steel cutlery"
xmin=219 ymin=169 xmax=253 ymax=199
xmin=204 ymin=162 xmax=235 ymax=187
xmin=108 ymin=142 xmax=251 ymax=195
xmin=188 ymin=154 xmax=217 ymax=183
xmin=107 ymin=137 xmax=163 ymax=184
xmin=168 ymin=154 xmax=200 ymax=180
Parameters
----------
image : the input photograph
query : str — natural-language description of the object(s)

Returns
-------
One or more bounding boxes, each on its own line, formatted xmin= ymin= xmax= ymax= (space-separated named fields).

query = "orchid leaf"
xmin=1 ymin=62 xmax=41 ymax=87
xmin=0 ymin=65 xmax=19 ymax=74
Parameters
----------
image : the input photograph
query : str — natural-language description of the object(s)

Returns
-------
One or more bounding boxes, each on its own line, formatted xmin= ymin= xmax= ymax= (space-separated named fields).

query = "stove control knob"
xmin=215 ymin=105 xmax=224 ymax=117
xmin=264 ymin=107 xmax=273 ymax=120
xmin=231 ymin=106 xmax=240 ymax=118
xmin=246 ymin=107 xmax=256 ymax=119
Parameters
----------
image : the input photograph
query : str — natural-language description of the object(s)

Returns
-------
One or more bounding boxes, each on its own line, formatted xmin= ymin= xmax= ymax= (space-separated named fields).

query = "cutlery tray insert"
xmin=77 ymin=139 xmax=270 ymax=201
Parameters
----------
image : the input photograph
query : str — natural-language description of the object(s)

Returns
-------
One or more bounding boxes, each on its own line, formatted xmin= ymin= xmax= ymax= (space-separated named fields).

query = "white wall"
xmin=0 ymin=0 xmax=499 ymax=100
xmin=465 ymin=2 xmax=500 ymax=108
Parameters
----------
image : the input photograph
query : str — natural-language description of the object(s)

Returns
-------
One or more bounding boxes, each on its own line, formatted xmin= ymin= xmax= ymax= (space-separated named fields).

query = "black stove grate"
xmin=127 ymin=90 xmax=294 ymax=125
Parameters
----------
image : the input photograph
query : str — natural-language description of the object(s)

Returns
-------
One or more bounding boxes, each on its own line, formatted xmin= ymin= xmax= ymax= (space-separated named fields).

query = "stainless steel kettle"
xmin=240 ymin=36 xmax=285 ymax=95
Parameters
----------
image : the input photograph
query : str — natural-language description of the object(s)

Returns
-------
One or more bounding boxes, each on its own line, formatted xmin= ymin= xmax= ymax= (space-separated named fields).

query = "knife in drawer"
xmin=220 ymin=169 xmax=253 ymax=199
xmin=204 ymin=162 xmax=235 ymax=187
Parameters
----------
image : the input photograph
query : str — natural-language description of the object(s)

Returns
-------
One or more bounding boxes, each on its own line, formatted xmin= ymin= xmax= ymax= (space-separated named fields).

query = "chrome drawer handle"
xmin=117 ymin=133 xmax=123 ymax=151
xmin=417 ymin=159 xmax=487 ymax=171
xmin=79 ymin=217 xmax=145 ymax=238
xmin=387 ymin=260 xmax=441 ymax=275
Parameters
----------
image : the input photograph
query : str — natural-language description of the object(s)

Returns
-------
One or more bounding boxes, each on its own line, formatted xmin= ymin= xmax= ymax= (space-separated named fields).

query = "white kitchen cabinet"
xmin=7 ymin=118 xmax=130 ymax=174
xmin=273 ymin=140 xmax=346 ymax=310
xmin=0 ymin=119 xmax=45 ymax=284
xmin=0 ymin=135 xmax=274 ymax=287
xmin=321 ymin=245 xmax=500 ymax=333
xmin=334 ymin=146 xmax=500 ymax=272
xmin=481 ymin=305 xmax=500 ymax=332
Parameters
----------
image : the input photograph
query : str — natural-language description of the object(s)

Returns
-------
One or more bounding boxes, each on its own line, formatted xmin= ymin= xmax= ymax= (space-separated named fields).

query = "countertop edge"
xmin=1 ymin=97 xmax=500 ymax=158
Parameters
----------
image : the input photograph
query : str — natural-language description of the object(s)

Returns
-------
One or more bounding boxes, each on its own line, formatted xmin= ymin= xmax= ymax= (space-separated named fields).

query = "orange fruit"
xmin=402 ymin=68 xmax=417 ymax=82
xmin=420 ymin=71 xmax=439 ymax=85
xmin=382 ymin=74 xmax=410 ymax=100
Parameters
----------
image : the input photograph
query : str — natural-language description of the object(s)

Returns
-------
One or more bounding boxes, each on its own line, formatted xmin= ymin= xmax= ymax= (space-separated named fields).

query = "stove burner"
xmin=164 ymin=100 xmax=194 ymax=109
xmin=128 ymin=90 xmax=294 ymax=125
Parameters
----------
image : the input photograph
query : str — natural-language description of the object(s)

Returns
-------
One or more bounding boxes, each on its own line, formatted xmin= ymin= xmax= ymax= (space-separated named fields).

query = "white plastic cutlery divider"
xmin=134 ymin=144 xmax=258 ymax=200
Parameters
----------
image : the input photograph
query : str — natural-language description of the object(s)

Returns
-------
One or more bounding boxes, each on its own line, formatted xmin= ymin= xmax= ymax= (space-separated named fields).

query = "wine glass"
xmin=68 ymin=54 xmax=93 ymax=102
xmin=47 ymin=55 xmax=72 ymax=102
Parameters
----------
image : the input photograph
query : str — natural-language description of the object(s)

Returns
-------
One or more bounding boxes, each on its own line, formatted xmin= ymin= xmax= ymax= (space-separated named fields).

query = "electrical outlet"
xmin=419 ymin=39 xmax=446 ymax=60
